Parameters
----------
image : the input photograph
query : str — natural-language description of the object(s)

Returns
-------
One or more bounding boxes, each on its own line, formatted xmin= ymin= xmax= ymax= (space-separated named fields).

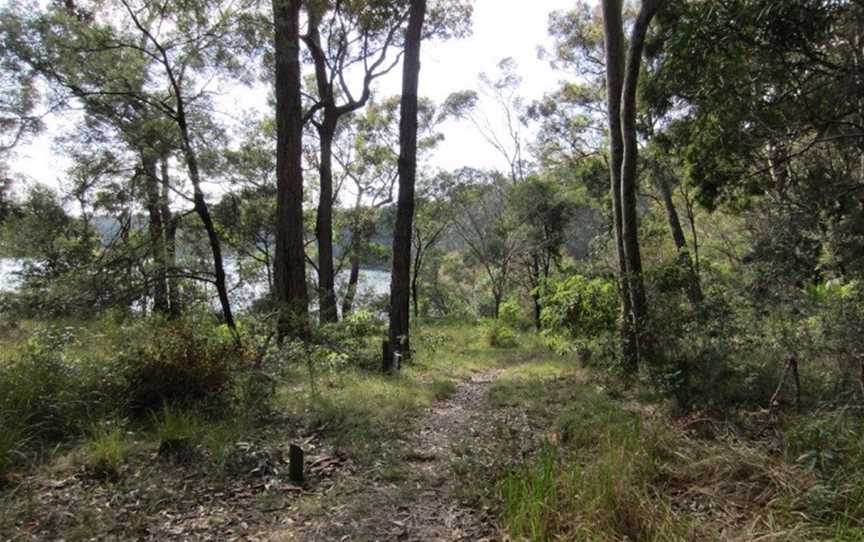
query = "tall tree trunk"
xmin=143 ymin=152 xmax=169 ymax=315
xmin=620 ymin=0 xmax=662 ymax=365
xmin=601 ymin=0 xmax=638 ymax=371
xmin=159 ymin=155 xmax=180 ymax=319
xmin=272 ymin=0 xmax=309 ymax=340
xmin=316 ymin=114 xmax=338 ymax=323
xmin=657 ymin=174 xmax=703 ymax=307
xmin=386 ymin=0 xmax=427 ymax=372
xmin=189 ymin=160 xmax=235 ymax=331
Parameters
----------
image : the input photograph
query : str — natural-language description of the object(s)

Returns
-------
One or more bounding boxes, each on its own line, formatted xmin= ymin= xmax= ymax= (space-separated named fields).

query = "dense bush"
xmin=113 ymin=317 xmax=247 ymax=414
xmin=484 ymin=318 xmax=518 ymax=348
xmin=538 ymin=274 xmax=617 ymax=357
xmin=500 ymin=297 xmax=530 ymax=330
xmin=0 ymin=329 xmax=93 ymax=440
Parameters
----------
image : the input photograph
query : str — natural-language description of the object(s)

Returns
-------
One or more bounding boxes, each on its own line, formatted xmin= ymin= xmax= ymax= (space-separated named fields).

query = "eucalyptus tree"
xmin=0 ymin=28 xmax=41 ymax=161
xmin=600 ymin=0 xmax=663 ymax=370
xmin=0 ymin=0 xmax=263 ymax=331
xmin=385 ymin=0 xmax=428 ymax=371
xmin=443 ymin=57 xmax=532 ymax=185
xmin=335 ymin=95 xmax=449 ymax=316
xmin=302 ymin=0 xmax=410 ymax=323
xmin=507 ymin=176 xmax=577 ymax=330
xmin=647 ymin=0 xmax=860 ymax=282
xmin=411 ymin=180 xmax=453 ymax=320
xmin=273 ymin=0 xmax=310 ymax=338
xmin=447 ymin=168 xmax=526 ymax=320
xmin=303 ymin=0 xmax=472 ymax=325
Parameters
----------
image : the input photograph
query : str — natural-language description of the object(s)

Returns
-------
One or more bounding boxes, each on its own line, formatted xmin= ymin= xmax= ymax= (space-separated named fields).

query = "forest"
xmin=0 ymin=0 xmax=863 ymax=540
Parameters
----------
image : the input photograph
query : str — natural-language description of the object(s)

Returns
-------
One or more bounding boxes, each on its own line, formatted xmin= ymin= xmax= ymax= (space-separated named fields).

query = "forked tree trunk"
xmin=619 ymin=0 xmax=663 ymax=365
xmin=601 ymin=0 xmax=638 ymax=371
xmin=273 ymin=0 xmax=309 ymax=339
xmin=386 ymin=0 xmax=427 ymax=372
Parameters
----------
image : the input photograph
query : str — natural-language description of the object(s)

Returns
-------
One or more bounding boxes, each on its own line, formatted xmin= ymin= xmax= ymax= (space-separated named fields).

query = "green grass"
xmin=81 ymin=422 xmax=130 ymax=479
xmin=487 ymin=355 xmax=864 ymax=541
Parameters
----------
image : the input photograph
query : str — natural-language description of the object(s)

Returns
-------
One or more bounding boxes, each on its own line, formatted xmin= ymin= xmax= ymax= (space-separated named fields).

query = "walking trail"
xmin=272 ymin=368 xmax=536 ymax=541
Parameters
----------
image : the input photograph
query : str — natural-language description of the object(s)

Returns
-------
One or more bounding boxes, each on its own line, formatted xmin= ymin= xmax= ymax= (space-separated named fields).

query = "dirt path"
xmin=272 ymin=368 xmax=527 ymax=541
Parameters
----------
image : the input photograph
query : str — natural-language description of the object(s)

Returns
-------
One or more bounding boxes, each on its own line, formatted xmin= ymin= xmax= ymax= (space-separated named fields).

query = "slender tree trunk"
xmin=386 ymin=0 xmax=427 ymax=372
xmin=159 ymin=154 xmax=181 ymax=319
xmin=620 ymin=0 xmax=662 ymax=364
xmin=411 ymin=240 xmax=422 ymax=321
xmin=190 ymin=165 xmax=235 ymax=331
xmin=342 ymin=253 xmax=361 ymax=317
xmin=601 ymin=0 xmax=638 ymax=371
xmin=531 ymin=254 xmax=542 ymax=331
xmin=493 ymin=289 xmax=502 ymax=320
xmin=316 ymin=115 xmax=338 ymax=323
xmin=273 ymin=0 xmax=309 ymax=339
xmin=657 ymin=174 xmax=703 ymax=307
xmin=143 ymin=153 xmax=169 ymax=315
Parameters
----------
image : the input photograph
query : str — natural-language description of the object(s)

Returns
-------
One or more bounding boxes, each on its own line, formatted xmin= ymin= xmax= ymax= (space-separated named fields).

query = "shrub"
xmin=485 ymin=319 xmax=518 ymax=348
xmin=113 ymin=317 xmax=244 ymax=415
xmin=538 ymin=274 xmax=617 ymax=357
xmin=500 ymin=297 xmax=530 ymax=330
xmin=0 ymin=328 xmax=83 ymax=440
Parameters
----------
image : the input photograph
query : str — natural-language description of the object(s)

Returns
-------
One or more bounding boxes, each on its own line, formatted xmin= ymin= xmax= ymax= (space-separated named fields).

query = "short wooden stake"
xmin=289 ymin=444 xmax=304 ymax=483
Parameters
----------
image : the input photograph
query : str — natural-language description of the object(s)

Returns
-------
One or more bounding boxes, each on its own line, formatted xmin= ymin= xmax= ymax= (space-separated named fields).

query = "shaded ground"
xmin=270 ymin=367 xmax=541 ymax=541
xmin=0 ymin=352 xmax=554 ymax=541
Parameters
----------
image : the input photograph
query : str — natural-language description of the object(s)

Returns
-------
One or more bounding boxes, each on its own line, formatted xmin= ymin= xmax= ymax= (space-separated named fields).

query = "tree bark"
xmin=386 ymin=0 xmax=427 ymax=373
xmin=304 ymin=9 xmax=388 ymax=324
xmin=620 ymin=0 xmax=662 ymax=365
xmin=142 ymin=152 xmax=169 ymax=315
xmin=273 ymin=0 xmax=309 ymax=340
xmin=411 ymin=230 xmax=423 ymax=321
xmin=159 ymin=154 xmax=180 ymax=319
xmin=315 ymin=113 xmax=339 ymax=323
xmin=531 ymin=254 xmax=542 ymax=331
xmin=601 ymin=0 xmax=638 ymax=371
xmin=342 ymin=251 xmax=361 ymax=317
xmin=656 ymin=174 xmax=703 ymax=307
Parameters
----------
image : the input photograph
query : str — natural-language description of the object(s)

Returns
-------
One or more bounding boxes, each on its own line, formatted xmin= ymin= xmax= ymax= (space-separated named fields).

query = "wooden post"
xmin=289 ymin=444 xmax=304 ymax=483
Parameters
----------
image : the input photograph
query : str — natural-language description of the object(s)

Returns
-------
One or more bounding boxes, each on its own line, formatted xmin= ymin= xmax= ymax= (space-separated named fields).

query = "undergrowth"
xmin=492 ymin=361 xmax=864 ymax=541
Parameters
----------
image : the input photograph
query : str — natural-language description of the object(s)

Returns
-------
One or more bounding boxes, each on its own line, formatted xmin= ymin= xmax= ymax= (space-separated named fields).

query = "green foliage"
xmin=538 ymin=274 xmax=617 ymax=349
xmin=484 ymin=318 xmax=518 ymax=349
xmin=499 ymin=297 xmax=528 ymax=331
xmin=0 ymin=185 xmax=110 ymax=317
xmin=498 ymin=446 xmax=558 ymax=540
xmin=0 ymin=417 xmax=27 ymax=483
xmin=82 ymin=422 xmax=130 ymax=479
xmin=0 ymin=328 xmax=87 ymax=440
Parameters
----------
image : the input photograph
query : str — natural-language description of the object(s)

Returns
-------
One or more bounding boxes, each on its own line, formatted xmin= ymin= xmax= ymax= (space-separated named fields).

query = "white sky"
xmin=5 ymin=0 xmax=580 ymax=194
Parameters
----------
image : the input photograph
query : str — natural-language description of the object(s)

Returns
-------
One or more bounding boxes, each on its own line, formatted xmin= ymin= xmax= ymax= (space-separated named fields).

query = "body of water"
xmin=0 ymin=257 xmax=390 ymax=312
xmin=0 ymin=258 xmax=23 ymax=292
